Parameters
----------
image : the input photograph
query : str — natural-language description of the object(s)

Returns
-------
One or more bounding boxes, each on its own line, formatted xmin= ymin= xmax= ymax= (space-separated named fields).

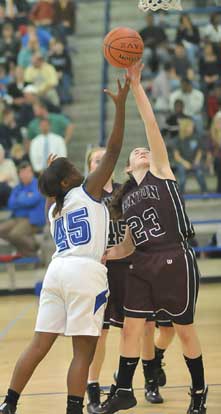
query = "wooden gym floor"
xmin=0 ymin=284 xmax=220 ymax=413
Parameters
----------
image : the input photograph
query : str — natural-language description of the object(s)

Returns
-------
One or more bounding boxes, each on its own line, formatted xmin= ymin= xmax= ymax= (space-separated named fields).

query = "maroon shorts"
xmin=124 ymin=245 xmax=200 ymax=325
xmin=103 ymin=261 xmax=129 ymax=329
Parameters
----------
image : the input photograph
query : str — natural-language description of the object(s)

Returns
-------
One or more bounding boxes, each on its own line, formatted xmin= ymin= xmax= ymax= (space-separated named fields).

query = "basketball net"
xmin=138 ymin=0 xmax=182 ymax=12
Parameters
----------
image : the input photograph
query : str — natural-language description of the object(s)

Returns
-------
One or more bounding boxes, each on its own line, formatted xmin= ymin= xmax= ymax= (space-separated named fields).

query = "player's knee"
xmin=122 ymin=319 xmax=144 ymax=342
xmin=176 ymin=326 xmax=193 ymax=345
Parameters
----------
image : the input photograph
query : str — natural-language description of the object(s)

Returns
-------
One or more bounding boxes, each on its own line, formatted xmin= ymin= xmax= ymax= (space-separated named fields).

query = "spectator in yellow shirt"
xmin=24 ymin=52 xmax=59 ymax=106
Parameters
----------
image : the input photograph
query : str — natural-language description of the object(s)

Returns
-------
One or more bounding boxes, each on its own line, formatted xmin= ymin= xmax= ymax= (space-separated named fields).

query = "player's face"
xmin=89 ymin=149 xmax=106 ymax=173
xmin=128 ymin=147 xmax=150 ymax=172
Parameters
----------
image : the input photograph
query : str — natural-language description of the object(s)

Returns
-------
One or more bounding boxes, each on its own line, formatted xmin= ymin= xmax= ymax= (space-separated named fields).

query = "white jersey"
xmin=49 ymin=185 xmax=109 ymax=262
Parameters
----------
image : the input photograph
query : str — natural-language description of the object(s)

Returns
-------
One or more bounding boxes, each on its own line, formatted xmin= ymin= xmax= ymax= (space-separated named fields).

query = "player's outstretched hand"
xmin=127 ymin=61 xmax=144 ymax=88
xmin=47 ymin=154 xmax=58 ymax=167
xmin=104 ymin=77 xmax=130 ymax=106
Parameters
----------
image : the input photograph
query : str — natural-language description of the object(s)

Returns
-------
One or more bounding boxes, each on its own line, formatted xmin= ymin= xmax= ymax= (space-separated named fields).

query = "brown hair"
xmin=86 ymin=146 xmax=106 ymax=171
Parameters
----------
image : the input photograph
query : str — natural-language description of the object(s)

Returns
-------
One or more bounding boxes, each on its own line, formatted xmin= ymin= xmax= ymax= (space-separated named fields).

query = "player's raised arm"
xmin=85 ymin=78 xmax=130 ymax=200
xmin=128 ymin=62 xmax=175 ymax=179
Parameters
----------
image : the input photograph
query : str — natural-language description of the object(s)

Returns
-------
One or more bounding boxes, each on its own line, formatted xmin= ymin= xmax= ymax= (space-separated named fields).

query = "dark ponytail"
xmin=38 ymin=157 xmax=83 ymax=217
xmin=110 ymin=174 xmax=135 ymax=220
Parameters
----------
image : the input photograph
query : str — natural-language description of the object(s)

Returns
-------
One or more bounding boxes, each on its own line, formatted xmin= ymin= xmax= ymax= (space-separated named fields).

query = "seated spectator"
xmin=53 ymin=0 xmax=77 ymax=36
xmin=21 ymin=22 xmax=52 ymax=50
xmin=0 ymin=161 xmax=45 ymax=256
xmin=30 ymin=118 xmax=67 ymax=173
xmin=152 ymin=63 xmax=179 ymax=113
xmin=6 ymin=66 xmax=27 ymax=112
xmin=0 ymin=22 xmax=20 ymax=67
xmin=12 ymin=0 xmax=30 ymax=26
xmin=0 ymin=107 xmax=22 ymax=155
xmin=18 ymin=31 xmax=47 ymax=68
xmin=0 ymin=144 xmax=18 ymax=208
xmin=210 ymin=111 xmax=221 ymax=192
xmin=10 ymin=143 xmax=30 ymax=167
xmin=48 ymin=39 xmax=73 ymax=104
xmin=199 ymin=42 xmax=221 ymax=92
xmin=27 ymin=100 xmax=75 ymax=146
xmin=29 ymin=0 xmax=54 ymax=29
xmin=174 ymin=118 xmax=207 ymax=193
xmin=207 ymin=81 xmax=221 ymax=122
xmin=139 ymin=13 xmax=169 ymax=73
xmin=204 ymin=12 xmax=221 ymax=45
xmin=0 ymin=64 xmax=12 ymax=98
xmin=18 ymin=84 xmax=60 ymax=130
xmin=164 ymin=99 xmax=190 ymax=139
xmin=169 ymin=78 xmax=204 ymax=137
xmin=175 ymin=13 xmax=200 ymax=67
xmin=24 ymin=52 xmax=59 ymax=106
xmin=171 ymin=43 xmax=194 ymax=81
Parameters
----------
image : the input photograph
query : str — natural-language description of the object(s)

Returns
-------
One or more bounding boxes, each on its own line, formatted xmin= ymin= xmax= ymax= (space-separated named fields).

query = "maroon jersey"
xmin=102 ymin=184 xmax=126 ymax=248
xmin=122 ymin=171 xmax=194 ymax=251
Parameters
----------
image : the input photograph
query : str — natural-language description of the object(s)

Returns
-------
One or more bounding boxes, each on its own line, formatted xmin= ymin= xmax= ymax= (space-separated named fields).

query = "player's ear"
xmin=125 ymin=165 xmax=132 ymax=174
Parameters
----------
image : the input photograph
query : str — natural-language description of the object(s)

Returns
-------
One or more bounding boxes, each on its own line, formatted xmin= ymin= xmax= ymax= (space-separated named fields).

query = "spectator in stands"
xmin=0 ymin=144 xmax=18 ymax=208
xmin=165 ymin=99 xmax=190 ymax=139
xmin=0 ymin=64 xmax=12 ymax=98
xmin=175 ymin=14 xmax=200 ymax=67
xmin=0 ymin=161 xmax=45 ymax=256
xmin=174 ymin=118 xmax=207 ymax=193
xmin=139 ymin=13 xmax=169 ymax=73
xmin=21 ymin=21 xmax=52 ymax=50
xmin=204 ymin=12 xmax=221 ymax=45
xmin=6 ymin=66 xmax=27 ymax=112
xmin=210 ymin=110 xmax=221 ymax=192
xmin=199 ymin=42 xmax=221 ymax=92
xmin=18 ymin=31 xmax=47 ymax=68
xmin=29 ymin=117 xmax=67 ymax=173
xmin=0 ymin=107 xmax=22 ymax=155
xmin=24 ymin=52 xmax=59 ymax=106
xmin=12 ymin=0 xmax=30 ymax=26
xmin=0 ymin=22 xmax=20 ymax=67
xmin=11 ymin=143 xmax=29 ymax=167
xmin=53 ymin=0 xmax=77 ymax=36
xmin=29 ymin=0 xmax=54 ymax=29
xmin=169 ymin=78 xmax=204 ymax=137
xmin=48 ymin=39 xmax=73 ymax=104
xmin=207 ymin=81 xmax=221 ymax=122
xmin=171 ymin=43 xmax=194 ymax=81
xmin=152 ymin=62 xmax=179 ymax=113
xmin=26 ymin=100 xmax=75 ymax=147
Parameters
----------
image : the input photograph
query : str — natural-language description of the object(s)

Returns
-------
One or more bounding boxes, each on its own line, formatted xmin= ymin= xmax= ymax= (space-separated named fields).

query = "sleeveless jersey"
xmin=102 ymin=183 xmax=126 ymax=248
xmin=49 ymin=185 xmax=109 ymax=261
xmin=122 ymin=171 xmax=194 ymax=252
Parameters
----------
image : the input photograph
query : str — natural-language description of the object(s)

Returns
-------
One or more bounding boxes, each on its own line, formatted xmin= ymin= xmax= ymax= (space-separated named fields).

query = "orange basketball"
xmin=103 ymin=27 xmax=144 ymax=69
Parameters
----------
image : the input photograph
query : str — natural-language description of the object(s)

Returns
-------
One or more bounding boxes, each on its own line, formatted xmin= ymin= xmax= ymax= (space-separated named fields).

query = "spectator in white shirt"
xmin=29 ymin=118 xmax=67 ymax=173
xmin=169 ymin=78 xmax=204 ymax=137
xmin=204 ymin=13 xmax=221 ymax=44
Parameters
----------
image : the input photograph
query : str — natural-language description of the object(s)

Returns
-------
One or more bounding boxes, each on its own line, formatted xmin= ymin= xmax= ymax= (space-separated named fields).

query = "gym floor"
xmin=0 ymin=283 xmax=220 ymax=413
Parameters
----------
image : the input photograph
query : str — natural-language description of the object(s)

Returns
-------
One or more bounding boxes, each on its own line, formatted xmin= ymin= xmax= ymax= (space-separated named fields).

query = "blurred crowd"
xmin=0 ymin=0 xmax=76 ymax=256
xmin=140 ymin=11 xmax=221 ymax=194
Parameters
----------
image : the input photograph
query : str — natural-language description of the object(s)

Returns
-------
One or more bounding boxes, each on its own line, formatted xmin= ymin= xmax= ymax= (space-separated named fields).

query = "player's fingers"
xmin=117 ymin=79 xmax=122 ymax=91
xmin=104 ymin=89 xmax=115 ymax=99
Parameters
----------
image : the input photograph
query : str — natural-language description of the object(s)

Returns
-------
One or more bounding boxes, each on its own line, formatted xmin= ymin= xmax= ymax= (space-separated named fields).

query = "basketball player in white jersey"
xmin=0 ymin=77 xmax=130 ymax=414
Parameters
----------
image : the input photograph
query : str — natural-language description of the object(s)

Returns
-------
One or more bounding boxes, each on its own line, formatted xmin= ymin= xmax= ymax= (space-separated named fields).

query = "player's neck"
xmin=103 ymin=178 xmax=113 ymax=193
xmin=132 ymin=168 xmax=148 ymax=185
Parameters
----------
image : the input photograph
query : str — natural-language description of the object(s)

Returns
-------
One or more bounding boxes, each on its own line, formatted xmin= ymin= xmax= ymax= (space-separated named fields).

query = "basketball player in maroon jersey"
xmin=86 ymin=147 xmax=128 ymax=413
xmin=94 ymin=62 xmax=208 ymax=414
xmin=86 ymin=148 xmax=176 ymax=409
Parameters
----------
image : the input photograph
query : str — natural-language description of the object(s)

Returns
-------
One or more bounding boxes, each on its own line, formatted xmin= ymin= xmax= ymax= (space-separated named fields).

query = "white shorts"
xmin=35 ymin=256 xmax=109 ymax=336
